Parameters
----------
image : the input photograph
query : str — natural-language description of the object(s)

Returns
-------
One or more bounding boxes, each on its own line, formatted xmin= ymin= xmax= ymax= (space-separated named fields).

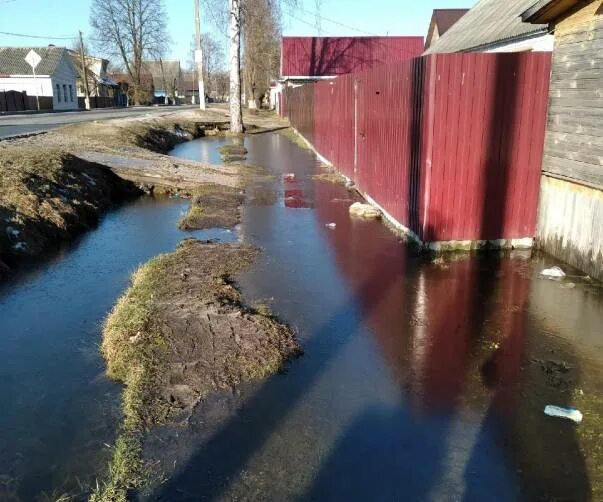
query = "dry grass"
xmin=94 ymin=239 xmax=300 ymax=500
xmin=178 ymin=184 xmax=244 ymax=230
xmin=0 ymin=147 xmax=137 ymax=270
xmin=277 ymin=127 xmax=311 ymax=150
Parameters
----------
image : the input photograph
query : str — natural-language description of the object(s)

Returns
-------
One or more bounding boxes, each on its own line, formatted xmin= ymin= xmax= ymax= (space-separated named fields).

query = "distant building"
xmin=425 ymin=0 xmax=554 ymax=53
xmin=67 ymin=51 xmax=125 ymax=107
xmin=280 ymin=36 xmax=425 ymax=84
xmin=141 ymin=59 xmax=183 ymax=104
xmin=0 ymin=46 xmax=78 ymax=110
xmin=424 ymin=9 xmax=469 ymax=50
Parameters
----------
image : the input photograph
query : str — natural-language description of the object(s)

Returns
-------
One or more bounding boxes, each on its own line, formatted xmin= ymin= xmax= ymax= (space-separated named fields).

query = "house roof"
xmin=141 ymin=59 xmax=182 ymax=89
xmin=521 ymin=0 xmax=584 ymax=23
xmin=426 ymin=8 xmax=469 ymax=49
xmin=281 ymin=36 xmax=424 ymax=78
xmin=0 ymin=46 xmax=71 ymax=75
xmin=425 ymin=0 xmax=550 ymax=54
xmin=434 ymin=9 xmax=470 ymax=35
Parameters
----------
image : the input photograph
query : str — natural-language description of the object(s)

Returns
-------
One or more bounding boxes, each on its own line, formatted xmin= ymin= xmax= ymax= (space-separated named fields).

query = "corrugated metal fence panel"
xmin=356 ymin=59 xmax=424 ymax=229
xmin=426 ymin=52 xmax=551 ymax=241
xmin=286 ymin=84 xmax=314 ymax=144
xmin=313 ymin=76 xmax=355 ymax=178
xmin=281 ymin=37 xmax=424 ymax=77
xmin=285 ymin=52 xmax=552 ymax=243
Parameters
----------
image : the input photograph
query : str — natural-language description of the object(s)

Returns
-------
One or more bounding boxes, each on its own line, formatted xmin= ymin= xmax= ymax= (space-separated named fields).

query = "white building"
xmin=0 ymin=46 xmax=79 ymax=111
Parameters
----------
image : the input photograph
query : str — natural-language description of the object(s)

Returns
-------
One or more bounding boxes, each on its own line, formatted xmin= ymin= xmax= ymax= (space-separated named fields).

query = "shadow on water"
xmin=153 ymin=131 xmax=601 ymax=501
xmin=0 ymin=196 xmax=235 ymax=501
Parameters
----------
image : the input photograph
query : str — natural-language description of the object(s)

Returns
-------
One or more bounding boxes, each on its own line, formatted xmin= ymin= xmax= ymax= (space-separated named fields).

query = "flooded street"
xmin=0 ymin=132 xmax=601 ymax=501
xmin=0 ymin=198 xmax=234 ymax=500
xmin=149 ymin=133 xmax=603 ymax=501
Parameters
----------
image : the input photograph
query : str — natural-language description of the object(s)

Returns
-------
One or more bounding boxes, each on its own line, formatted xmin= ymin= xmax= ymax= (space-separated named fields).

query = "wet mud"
xmin=96 ymin=238 xmax=300 ymax=499
xmin=178 ymin=184 xmax=245 ymax=231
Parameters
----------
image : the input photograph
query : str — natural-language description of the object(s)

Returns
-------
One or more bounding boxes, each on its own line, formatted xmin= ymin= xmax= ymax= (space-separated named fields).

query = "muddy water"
xmin=0 ymin=197 xmax=235 ymax=501
xmin=154 ymin=133 xmax=603 ymax=501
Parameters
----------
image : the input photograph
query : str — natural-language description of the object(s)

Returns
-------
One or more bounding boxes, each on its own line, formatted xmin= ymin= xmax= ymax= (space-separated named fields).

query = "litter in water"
xmin=325 ymin=223 xmax=337 ymax=229
xmin=284 ymin=173 xmax=296 ymax=182
xmin=349 ymin=202 xmax=381 ymax=220
xmin=540 ymin=266 xmax=566 ymax=278
xmin=544 ymin=405 xmax=583 ymax=424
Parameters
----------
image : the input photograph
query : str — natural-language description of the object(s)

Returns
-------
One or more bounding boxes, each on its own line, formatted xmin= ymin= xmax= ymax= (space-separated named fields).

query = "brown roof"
xmin=434 ymin=9 xmax=469 ymax=35
xmin=425 ymin=0 xmax=550 ymax=54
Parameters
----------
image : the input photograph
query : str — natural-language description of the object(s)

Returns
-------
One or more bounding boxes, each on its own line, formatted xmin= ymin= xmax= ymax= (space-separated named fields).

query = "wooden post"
xmin=79 ymin=31 xmax=91 ymax=110
xmin=194 ymin=0 xmax=206 ymax=110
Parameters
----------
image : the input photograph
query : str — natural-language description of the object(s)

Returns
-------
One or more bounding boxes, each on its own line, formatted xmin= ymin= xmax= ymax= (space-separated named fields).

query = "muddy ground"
xmin=96 ymin=238 xmax=301 ymax=500
xmin=178 ymin=184 xmax=245 ymax=230
xmin=0 ymin=107 xmax=288 ymax=278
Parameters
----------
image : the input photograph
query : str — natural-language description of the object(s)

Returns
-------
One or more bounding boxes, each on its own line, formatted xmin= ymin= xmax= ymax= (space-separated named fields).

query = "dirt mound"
xmin=96 ymin=238 xmax=301 ymax=499
xmin=178 ymin=184 xmax=245 ymax=230
xmin=0 ymin=148 xmax=139 ymax=275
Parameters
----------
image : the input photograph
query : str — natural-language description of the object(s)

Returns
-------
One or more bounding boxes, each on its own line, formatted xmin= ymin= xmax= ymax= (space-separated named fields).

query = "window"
xmin=56 ymin=83 xmax=61 ymax=102
xmin=63 ymin=85 xmax=67 ymax=103
xmin=69 ymin=85 xmax=74 ymax=102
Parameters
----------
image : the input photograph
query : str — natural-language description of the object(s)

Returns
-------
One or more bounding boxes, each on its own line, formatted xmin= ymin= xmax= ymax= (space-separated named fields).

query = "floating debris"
xmin=349 ymin=202 xmax=381 ymax=219
xmin=540 ymin=266 xmax=566 ymax=278
xmin=325 ymin=223 xmax=337 ymax=229
xmin=544 ymin=405 xmax=583 ymax=424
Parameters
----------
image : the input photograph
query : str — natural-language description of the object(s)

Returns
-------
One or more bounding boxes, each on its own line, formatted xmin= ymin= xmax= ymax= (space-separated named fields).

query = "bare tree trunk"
xmin=229 ymin=0 xmax=243 ymax=133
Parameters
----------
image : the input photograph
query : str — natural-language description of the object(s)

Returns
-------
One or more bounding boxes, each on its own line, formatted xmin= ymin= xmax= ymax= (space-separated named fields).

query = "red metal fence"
xmin=284 ymin=52 xmax=552 ymax=245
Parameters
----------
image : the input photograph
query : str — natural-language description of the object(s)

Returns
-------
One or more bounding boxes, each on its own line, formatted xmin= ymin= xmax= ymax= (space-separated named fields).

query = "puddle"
xmin=0 ymin=196 xmax=235 ymax=500
xmin=169 ymin=136 xmax=240 ymax=164
xmin=0 ymin=131 xmax=601 ymax=501
xmin=146 ymin=133 xmax=603 ymax=501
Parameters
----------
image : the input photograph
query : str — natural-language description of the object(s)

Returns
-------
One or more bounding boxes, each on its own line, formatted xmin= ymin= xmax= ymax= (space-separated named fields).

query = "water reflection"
xmin=154 ymin=133 xmax=601 ymax=501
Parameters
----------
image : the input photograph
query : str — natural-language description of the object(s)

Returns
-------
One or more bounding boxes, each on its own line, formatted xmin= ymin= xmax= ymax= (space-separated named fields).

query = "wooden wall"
xmin=534 ymin=0 xmax=603 ymax=280
xmin=537 ymin=176 xmax=603 ymax=280
xmin=543 ymin=0 xmax=603 ymax=188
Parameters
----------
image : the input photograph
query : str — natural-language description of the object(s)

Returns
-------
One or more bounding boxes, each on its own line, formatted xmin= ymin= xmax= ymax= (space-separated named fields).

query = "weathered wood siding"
xmin=537 ymin=176 xmax=603 ymax=280
xmin=543 ymin=0 xmax=603 ymax=187
xmin=536 ymin=1 xmax=603 ymax=280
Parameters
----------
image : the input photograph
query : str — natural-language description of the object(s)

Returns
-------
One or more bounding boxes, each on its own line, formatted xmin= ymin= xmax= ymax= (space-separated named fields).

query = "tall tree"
xmin=243 ymin=0 xmax=281 ymax=110
xmin=228 ymin=0 xmax=243 ymax=133
xmin=90 ymin=0 xmax=169 ymax=104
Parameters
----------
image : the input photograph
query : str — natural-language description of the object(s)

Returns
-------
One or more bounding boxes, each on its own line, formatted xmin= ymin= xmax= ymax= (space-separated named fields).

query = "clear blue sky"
xmin=0 ymin=0 xmax=475 ymax=68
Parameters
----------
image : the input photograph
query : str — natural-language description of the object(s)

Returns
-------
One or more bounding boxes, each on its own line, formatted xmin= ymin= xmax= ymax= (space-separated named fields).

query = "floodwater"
xmin=0 ymin=197 xmax=234 ymax=500
xmin=152 ymin=133 xmax=603 ymax=501
xmin=0 ymin=132 xmax=601 ymax=501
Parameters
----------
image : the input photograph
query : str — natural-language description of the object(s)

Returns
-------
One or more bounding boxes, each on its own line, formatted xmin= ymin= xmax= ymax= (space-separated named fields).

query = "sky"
xmin=0 ymin=0 xmax=476 ymax=68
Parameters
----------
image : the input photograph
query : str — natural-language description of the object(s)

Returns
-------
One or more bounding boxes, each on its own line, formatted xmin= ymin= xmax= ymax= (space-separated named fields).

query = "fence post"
xmin=421 ymin=54 xmax=438 ymax=243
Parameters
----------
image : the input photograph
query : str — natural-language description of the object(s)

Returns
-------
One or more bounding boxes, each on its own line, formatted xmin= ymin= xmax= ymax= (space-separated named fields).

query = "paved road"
xmin=0 ymin=105 xmax=197 ymax=139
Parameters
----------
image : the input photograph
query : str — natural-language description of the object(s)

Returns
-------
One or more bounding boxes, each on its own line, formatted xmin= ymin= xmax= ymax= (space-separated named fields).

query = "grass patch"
xmin=178 ymin=184 xmax=244 ymax=230
xmin=0 ymin=147 xmax=138 ymax=271
xmin=93 ymin=239 xmax=301 ymax=499
xmin=92 ymin=255 xmax=173 ymax=501
xmin=278 ymin=128 xmax=311 ymax=150
xmin=311 ymin=171 xmax=347 ymax=185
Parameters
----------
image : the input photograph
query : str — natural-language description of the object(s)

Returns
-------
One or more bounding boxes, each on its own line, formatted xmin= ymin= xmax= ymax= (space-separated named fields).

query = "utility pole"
xmin=79 ymin=31 xmax=91 ymax=110
xmin=194 ymin=0 xmax=206 ymax=110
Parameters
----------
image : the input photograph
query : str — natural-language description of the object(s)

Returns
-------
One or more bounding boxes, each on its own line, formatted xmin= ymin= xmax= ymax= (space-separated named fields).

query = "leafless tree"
xmin=188 ymin=33 xmax=225 ymax=99
xmin=228 ymin=0 xmax=243 ymax=132
xmin=90 ymin=0 xmax=169 ymax=104
xmin=242 ymin=0 xmax=281 ymax=110
xmin=205 ymin=0 xmax=295 ymax=130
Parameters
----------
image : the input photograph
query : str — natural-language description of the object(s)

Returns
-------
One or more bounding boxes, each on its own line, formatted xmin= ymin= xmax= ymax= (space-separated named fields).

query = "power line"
xmin=0 ymin=31 xmax=76 ymax=40
xmin=296 ymin=6 xmax=380 ymax=36
xmin=285 ymin=10 xmax=335 ymax=36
